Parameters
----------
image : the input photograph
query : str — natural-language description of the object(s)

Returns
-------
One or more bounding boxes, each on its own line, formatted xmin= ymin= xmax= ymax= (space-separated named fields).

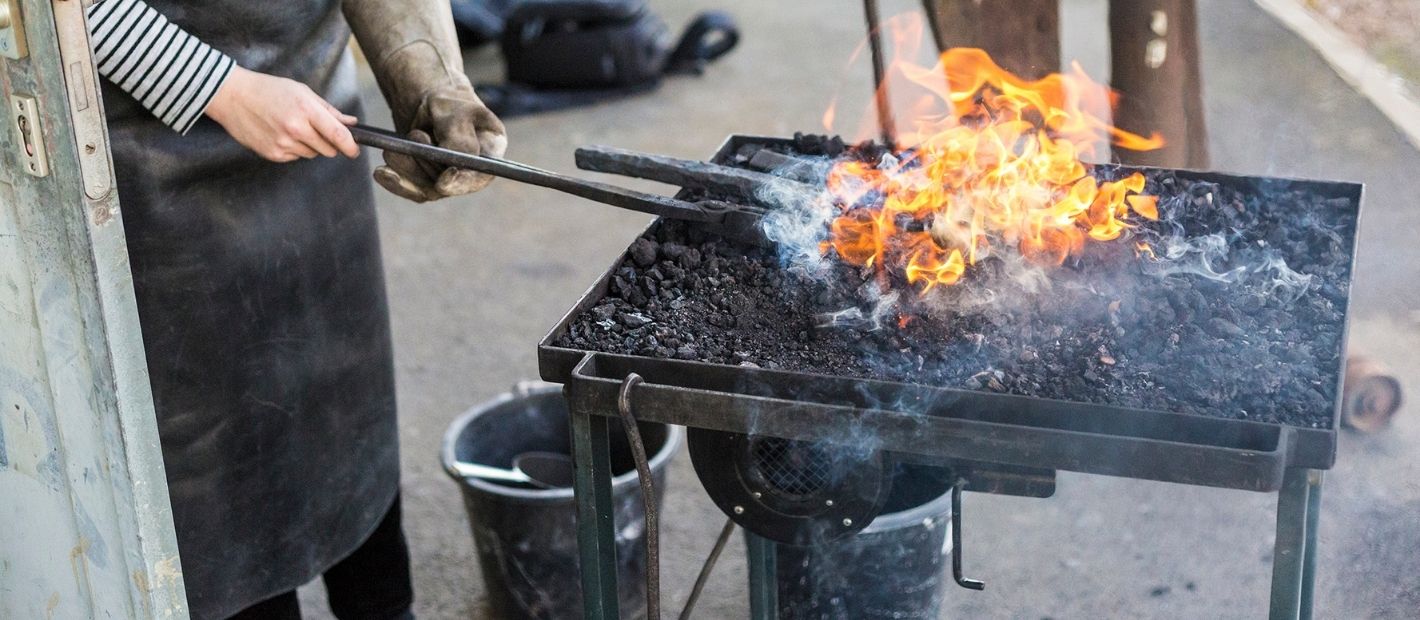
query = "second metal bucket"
xmin=773 ymin=465 xmax=956 ymax=619
xmin=442 ymin=382 xmax=683 ymax=620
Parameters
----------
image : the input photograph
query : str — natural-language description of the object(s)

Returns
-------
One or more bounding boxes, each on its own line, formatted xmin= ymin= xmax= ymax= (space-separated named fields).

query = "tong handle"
xmin=349 ymin=124 xmax=722 ymax=223
xmin=449 ymin=461 xmax=530 ymax=483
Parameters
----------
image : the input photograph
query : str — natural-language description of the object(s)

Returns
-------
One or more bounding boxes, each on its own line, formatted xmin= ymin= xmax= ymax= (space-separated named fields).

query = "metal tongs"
xmin=350 ymin=124 xmax=775 ymax=244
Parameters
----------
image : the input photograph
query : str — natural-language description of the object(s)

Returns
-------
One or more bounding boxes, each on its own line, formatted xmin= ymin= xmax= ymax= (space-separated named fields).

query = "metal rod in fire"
xmin=863 ymin=0 xmax=898 ymax=149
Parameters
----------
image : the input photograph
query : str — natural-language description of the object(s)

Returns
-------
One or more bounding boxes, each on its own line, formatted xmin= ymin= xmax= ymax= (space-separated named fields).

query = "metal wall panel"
xmin=0 ymin=1 xmax=187 ymax=618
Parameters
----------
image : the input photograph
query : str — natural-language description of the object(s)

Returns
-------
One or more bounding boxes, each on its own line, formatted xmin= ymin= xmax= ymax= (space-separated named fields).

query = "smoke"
xmin=733 ymin=150 xmax=1352 ymax=440
xmin=1255 ymin=250 xmax=1317 ymax=303
xmin=756 ymin=155 xmax=837 ymax=277
xmin=815 ymin=281 xmax=901 ymax=331
xmin=752 ymin=148 xmax=1332 ymax=336
xmin=1141 ymin=233 xmax=1248 ymax=283
xmin=1133 ymin=223 xmax=1316 ymax=303
xmin=1121 ymin=186 xmax=1320 ymax=304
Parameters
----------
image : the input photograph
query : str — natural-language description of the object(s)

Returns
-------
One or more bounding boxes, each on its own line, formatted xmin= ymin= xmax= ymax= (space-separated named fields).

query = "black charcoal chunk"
xmin=618 ymin=312 xmax=654 ymax=328
xmin=629 ymin=238 xmax=659 ymax=267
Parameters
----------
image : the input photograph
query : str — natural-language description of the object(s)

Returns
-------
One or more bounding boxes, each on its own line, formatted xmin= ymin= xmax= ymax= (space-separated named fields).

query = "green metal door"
xmin=0 ymin=1 xmax=187 ymax=617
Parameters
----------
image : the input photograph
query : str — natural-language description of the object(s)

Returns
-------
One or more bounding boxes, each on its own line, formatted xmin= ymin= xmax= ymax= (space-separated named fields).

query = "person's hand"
xmin=372 ymin=84 xmax=507 ymax=202
xmin=205 ymin=66 xmax=360 ymax=162
xmin=342 ymin=0 xmax=507 ymax=202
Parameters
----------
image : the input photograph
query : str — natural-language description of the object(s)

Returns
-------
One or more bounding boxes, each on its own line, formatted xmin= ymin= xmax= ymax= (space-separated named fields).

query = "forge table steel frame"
xmin=554 ymin=360 xmax=1324 ymax=620
xmin=540 ymin=135 xmax=1359 ymax=620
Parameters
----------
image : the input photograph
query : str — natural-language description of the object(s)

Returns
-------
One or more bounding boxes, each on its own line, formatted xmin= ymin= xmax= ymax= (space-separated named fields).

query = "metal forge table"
xmin=539 ymin=136 xmax=1362 ymax=620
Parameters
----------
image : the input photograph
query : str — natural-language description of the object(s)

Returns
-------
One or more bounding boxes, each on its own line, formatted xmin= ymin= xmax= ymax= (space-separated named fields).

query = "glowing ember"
xmin=822 ymin=47 xmax=1164 ymax=293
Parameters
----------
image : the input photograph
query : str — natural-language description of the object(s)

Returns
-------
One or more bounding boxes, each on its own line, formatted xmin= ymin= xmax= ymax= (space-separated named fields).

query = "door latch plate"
xmin=12 ymin=95 xmax=48 ymax=177
xmin=0 ymin=0 xmax=28 ymax=60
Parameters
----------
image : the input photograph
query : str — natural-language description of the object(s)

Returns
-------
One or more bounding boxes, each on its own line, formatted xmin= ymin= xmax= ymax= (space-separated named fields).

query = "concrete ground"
xmin=297 ymin=0 xmax=1420 ymax=617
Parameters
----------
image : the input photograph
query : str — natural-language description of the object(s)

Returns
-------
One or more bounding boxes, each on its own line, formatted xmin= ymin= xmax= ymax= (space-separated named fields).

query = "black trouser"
xmin=227 ymin=495 xmax=413 ymax=620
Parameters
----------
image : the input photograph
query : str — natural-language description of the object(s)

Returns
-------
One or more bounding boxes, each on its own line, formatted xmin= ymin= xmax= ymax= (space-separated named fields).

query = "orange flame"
xmin=823 ymin=45 xmax=1163 ymax=293
xmin=1134 ymin=241 xmax=1157 ymax=259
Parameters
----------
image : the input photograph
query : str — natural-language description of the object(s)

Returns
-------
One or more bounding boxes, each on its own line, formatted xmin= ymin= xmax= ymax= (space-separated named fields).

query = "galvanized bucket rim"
xmin=441 ymin=381 xmax=684 ymax=501
xmin=859 ymin=481 xmax=952 ymax=535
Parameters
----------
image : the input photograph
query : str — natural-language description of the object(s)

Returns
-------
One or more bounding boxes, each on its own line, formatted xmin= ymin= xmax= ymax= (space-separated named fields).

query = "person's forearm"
xmin=340 ymin=0 xmax=506 ymax=201
xmin=87 ymin=0 xmax=235 ymax=133
xmin=341 ymin=0 xmax=468 ymax=130
xmin=89 ymin=0 xmax=356 ymax=160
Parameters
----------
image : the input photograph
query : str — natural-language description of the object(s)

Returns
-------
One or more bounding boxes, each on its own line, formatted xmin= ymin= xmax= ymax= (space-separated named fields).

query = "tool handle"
xmin=450 ymin=461 xmax=530 ymax=483
xmin=350 ymin=124 xmax=720 ymax=222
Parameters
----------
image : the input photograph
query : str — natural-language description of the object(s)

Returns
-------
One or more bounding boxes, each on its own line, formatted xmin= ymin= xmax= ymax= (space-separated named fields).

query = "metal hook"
xmin=952 ymin=480 xmax=985 ymax=590
xmin=618 ymin=373 xmax=645 ymax=418
xmin=617 ymin=373 xmax=661 ymax=619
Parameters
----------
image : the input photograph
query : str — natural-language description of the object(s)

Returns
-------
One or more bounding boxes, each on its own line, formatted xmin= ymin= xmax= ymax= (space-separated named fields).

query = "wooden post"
xmin=920 ymin=0 xmax=1061 ymax=79
xmin=1108 ymin=0 xmax=1209 ymax=168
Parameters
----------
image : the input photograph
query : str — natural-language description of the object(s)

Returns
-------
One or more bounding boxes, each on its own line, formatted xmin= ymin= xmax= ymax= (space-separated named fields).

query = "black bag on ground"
xmin=502 ymin=0 xmax=665 ymax=88
xmin=450 ymin=0 xmax=519 ymax=47
xmin=474 ymin=0 xmax=739 ymax=116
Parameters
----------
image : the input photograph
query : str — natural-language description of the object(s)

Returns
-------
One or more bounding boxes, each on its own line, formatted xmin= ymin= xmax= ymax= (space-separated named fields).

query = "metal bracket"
xmin=0 ymin=0 xmax=28 ymax=60
xmin=952 ymin=481 xmax=985 ymax=590
xmin=11 ymin=95 xmax=49 ymax=177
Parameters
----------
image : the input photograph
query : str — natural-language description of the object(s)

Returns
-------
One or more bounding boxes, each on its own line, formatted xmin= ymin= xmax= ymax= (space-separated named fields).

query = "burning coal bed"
xmin=555 ymin=136 xmax=1355 ymax=428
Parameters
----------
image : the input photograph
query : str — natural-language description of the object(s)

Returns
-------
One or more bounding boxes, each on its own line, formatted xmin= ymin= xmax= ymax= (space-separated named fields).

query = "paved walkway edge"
xmin=1253 ymin=0 xmax=1420 ymax=152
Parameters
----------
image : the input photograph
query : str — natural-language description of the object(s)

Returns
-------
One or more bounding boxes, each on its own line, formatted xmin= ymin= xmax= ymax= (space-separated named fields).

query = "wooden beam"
xmin=920 ymin=0 xmax=1061 ymax=79
xmin=1108 ymin=0 xmax=1209 ymax=168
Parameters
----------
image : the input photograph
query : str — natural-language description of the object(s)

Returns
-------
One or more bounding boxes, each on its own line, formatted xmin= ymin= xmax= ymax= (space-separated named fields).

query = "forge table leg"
xmin=571 ymin=409 xmax=620 ymax=620
xmin=1268 ymin=468 xmax=1318 ymax=620
xmin=746 ymin=534 xmax=778 ymax=620
xmin=1299 ymin=471 xmax=1323 ymax=620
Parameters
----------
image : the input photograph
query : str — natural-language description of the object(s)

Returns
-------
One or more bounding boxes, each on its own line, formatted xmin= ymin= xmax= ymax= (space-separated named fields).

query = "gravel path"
xmin=1306 ymin=0 xmax=1420 ymax=89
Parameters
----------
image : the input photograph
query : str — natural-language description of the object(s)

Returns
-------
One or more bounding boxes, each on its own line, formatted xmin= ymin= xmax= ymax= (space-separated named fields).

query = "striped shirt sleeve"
xmin=86 ymin=0 xmax=236 ymax=134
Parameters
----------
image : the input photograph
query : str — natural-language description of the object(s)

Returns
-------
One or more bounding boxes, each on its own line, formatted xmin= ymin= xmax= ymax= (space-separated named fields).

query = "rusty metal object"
xmin=1341 ymin=355 xmax=1403 ymax=433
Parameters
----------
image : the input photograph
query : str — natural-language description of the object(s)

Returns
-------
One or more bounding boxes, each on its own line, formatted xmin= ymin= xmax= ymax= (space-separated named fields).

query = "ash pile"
xmin=555 ymin=134 xmax=1357 ymax=428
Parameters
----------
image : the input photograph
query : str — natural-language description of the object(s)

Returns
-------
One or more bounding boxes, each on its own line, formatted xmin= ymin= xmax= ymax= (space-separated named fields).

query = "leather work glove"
xmin=344 ymin=0 xmax=507 ymax=202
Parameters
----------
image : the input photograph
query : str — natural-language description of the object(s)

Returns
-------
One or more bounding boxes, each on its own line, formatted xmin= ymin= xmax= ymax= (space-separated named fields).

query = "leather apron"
xmin=101 ymin=3 xmax=399 ymax=618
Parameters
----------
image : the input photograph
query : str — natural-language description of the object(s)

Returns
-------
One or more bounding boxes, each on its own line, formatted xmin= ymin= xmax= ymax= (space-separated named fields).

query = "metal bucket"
xmin=773 ymin=465 xmax=955 ymax=619
xmin=442 ymin=382 xmax=683 ymax=620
